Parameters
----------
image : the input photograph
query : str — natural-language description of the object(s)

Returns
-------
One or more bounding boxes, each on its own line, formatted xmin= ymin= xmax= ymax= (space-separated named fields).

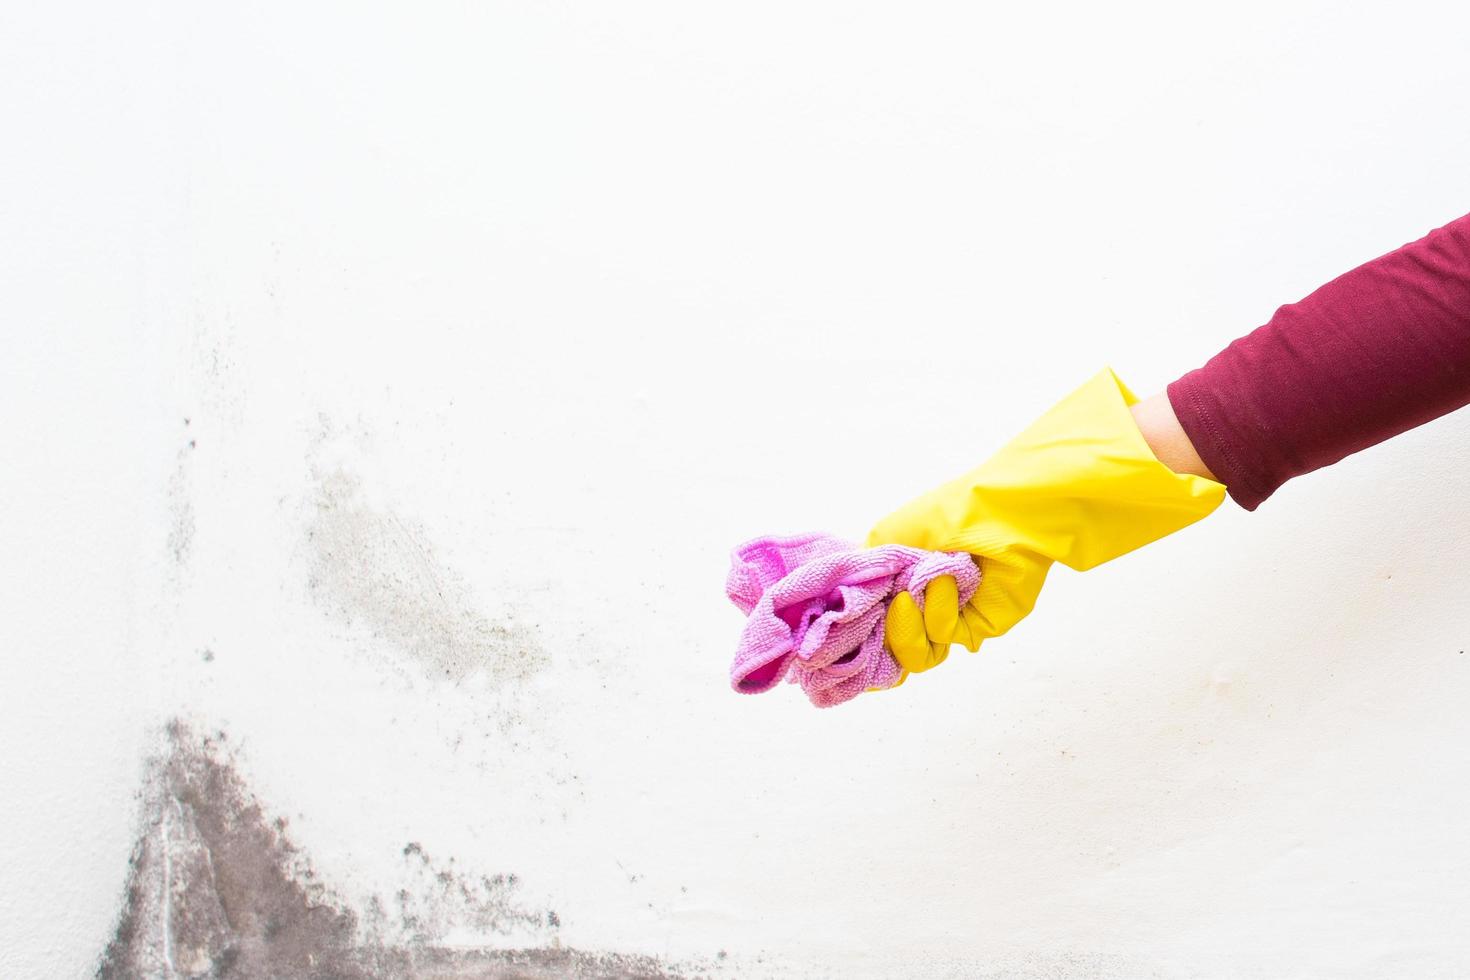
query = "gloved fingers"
xmin=887 ymin=575 xmax=970 ymax=675
xmin=886 ymin=590 xmax=945 ymax=673
xmin=887 ymin=590 xmax=946 ymax=675
xmin=887 ymin=551 xmax=1049 ymax=670
xmin=921 ymin=574 xmax=959 ymax=646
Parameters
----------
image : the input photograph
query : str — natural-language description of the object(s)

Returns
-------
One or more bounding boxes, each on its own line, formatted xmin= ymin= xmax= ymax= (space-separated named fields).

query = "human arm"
xmin=874 ymin=211 xmax=1470 ymax=681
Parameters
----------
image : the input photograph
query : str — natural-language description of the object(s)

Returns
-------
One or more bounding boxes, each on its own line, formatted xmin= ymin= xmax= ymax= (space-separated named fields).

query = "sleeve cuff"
xmin=1166 ymin=373 xmax=1274 ymax=511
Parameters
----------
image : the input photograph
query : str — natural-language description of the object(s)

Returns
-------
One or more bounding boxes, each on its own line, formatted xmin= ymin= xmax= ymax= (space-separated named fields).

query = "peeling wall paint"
xmin=6 ymin=3 xmax=1470 ymax=980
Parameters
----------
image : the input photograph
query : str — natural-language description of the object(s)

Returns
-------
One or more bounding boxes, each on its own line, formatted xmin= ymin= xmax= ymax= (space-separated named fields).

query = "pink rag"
xmin=725 ymin=533 xmax=980 ymax=708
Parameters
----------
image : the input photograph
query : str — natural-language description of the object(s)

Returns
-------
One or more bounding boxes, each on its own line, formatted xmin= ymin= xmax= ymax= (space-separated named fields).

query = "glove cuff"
xmin=869 ymin=368 xmax=1226 ymax=570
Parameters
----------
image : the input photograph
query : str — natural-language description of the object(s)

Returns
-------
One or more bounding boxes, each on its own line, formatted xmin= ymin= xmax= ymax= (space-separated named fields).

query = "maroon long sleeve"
xmin=1166 ymin=213 xmax=1470 ymax=511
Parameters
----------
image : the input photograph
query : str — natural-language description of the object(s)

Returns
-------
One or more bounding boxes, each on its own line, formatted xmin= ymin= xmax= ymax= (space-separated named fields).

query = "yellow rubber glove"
xmin=868 ymin=368 xmax=1226 ymax=676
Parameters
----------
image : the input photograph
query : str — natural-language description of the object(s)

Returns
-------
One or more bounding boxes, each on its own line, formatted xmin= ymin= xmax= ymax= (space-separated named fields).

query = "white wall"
xmin=4 ymin=2 xmax=1470 ymax=977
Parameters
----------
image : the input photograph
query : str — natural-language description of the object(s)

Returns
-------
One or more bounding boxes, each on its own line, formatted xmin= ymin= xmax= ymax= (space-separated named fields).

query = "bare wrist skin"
xmin=1130 ymin=392 xmax=1218 ymax=481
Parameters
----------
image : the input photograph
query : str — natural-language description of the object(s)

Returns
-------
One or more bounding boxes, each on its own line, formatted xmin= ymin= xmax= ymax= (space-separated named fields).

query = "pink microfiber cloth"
xmin=726 ymin=533 xmax=980 ymax=708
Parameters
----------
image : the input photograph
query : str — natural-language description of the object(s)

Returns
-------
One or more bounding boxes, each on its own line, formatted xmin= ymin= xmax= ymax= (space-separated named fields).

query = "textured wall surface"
xmin=4 ymin=2 xmax=1470 ymax=977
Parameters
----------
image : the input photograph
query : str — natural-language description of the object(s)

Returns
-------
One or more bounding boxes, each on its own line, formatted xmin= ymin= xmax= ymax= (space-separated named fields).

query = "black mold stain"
xmin=97 ymin=722 xmax=701 ymax=979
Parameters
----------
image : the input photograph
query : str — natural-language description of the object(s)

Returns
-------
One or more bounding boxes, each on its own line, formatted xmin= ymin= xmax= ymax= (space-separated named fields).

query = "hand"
xmin=869 ymin=369 xmax=1226 ymax=677
xmin=877 ymin=551 xmax=1052 ymax=675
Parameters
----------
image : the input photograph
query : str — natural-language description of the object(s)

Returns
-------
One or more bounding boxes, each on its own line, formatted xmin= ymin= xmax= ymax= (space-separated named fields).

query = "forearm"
xmin=1158 ymin=214 xmax=1470 ymax=509
xmin=1131 ymin=392 xmax=1217 ymax=481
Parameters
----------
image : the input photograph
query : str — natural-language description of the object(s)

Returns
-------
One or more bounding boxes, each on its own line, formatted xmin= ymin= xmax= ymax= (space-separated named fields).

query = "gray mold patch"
xmin=167 ymin=426 xmax=198 ymax=565
xmin=305 ymin=463 xmax=545 ymax=685
xmin=98 ymin=722 xmax=701 ymax=979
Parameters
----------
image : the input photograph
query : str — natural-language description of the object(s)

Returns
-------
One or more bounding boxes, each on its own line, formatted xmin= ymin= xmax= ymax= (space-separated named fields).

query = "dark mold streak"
xmin=97 ymin=722 xmax=701 ymax=979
